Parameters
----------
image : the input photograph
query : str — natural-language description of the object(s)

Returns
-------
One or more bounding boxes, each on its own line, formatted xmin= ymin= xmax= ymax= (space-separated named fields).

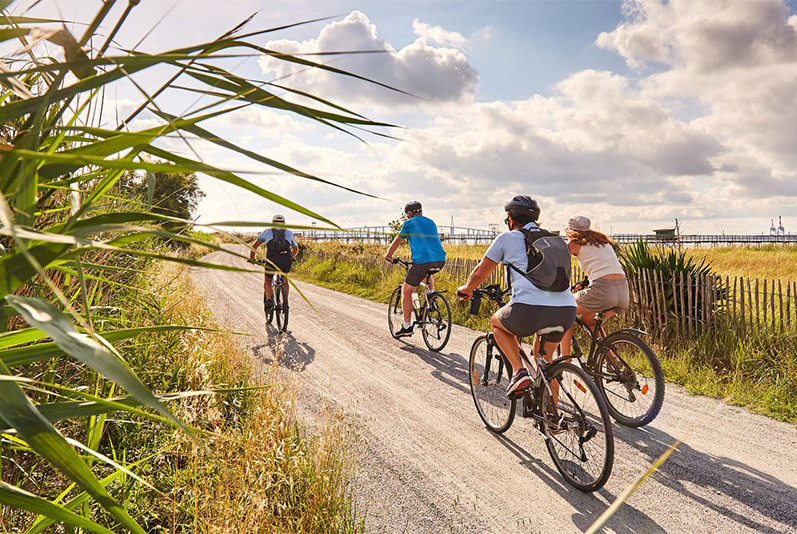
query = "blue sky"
xmin=16 ymin=0 xmax=797 ymax=235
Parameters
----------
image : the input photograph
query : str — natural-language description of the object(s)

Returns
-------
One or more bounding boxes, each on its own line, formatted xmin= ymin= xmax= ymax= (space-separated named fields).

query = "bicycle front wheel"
xmin=469 ymin=335 xmax=515 ymax=433
xmin=542 ymin=362 xmax=614 ymax=492
xmin=594 ymin=332 xmax=664 ymax=427
xmin=421 ymin=293 xmax=452 ymax=352
xmin=274 ymin=283 xmax=289 ymax=333
xmin=387 ymin=287 xmax=403 ymax=338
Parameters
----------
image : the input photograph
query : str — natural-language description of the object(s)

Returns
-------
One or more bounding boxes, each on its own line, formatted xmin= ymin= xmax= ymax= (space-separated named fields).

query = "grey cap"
xmin=567 ymin=216 xmax=591 ymax=231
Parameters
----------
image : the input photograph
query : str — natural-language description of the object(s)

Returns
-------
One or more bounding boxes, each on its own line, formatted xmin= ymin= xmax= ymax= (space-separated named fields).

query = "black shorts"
xmin=265 ymin=252 xmax=292 ymax=278
xmin=405 ymin=261 xmax=445 ymax=286
xmin=496 ymin=303 xmax=576 ymax=342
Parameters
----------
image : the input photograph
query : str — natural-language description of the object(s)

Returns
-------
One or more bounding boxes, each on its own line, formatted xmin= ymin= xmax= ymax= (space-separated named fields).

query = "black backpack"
xmin=506 ymin=228 xmax=571 ymax=292
xmin=267 ymin=229 xmax=291 ymax=257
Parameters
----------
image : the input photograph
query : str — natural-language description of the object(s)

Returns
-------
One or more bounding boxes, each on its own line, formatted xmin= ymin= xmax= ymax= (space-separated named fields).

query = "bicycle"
xmin=566 ymin=277 xmax=665 ymax=427
xmin=463 ymin=284 xmax=614 ymax=492
xmin=251 ymin=259 xmax=289 ymax=333
xmin=387 ymin=258 xmax=452 ymax=352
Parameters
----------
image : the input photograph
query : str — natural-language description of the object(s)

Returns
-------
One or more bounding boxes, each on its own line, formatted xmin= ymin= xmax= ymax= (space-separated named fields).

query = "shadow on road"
xmin=251 ymin=327 xmax=316 ymax=371
xmin=397 ymin=343 xmax=471 ymax=395
xmin=492 ymin=432 xmax=666 ymax=534
xmin=614 ymin=424 xmax=797 ymax=533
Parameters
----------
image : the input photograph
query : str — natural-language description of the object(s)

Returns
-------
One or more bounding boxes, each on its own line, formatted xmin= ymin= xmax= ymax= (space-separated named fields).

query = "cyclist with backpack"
xmin=457 ymin=196 xmax=576 ymax=395
xmin=249 ymin=214 xmax=299 ymax=311
xmin=384 ymin=200 xmax=447 ymax=338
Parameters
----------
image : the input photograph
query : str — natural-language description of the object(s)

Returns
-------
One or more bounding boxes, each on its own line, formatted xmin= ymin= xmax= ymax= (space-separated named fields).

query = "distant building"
xmin=653 ymin=228 xmax=676 ymax=241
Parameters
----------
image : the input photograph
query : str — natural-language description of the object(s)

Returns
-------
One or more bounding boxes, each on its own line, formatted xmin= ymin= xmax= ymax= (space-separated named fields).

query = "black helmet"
xmin=404 ymin=200 xmax=422 ymax=215
xmin=504 ymin=195 xmax=540 ymax=221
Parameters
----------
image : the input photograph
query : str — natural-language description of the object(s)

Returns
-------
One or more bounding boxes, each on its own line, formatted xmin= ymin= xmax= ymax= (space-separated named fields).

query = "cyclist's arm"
xmin=457 ymin=257 xmax=498 ymax=298
xmin=250 ymin=238 xmax=264 ymax=260
xmin=384 ymin=235 xmax=404 ymax=262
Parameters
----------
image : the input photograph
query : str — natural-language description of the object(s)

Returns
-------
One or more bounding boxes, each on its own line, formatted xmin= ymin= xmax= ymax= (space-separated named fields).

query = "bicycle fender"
xmin=610 ymin=327 xmax=648 ymax=338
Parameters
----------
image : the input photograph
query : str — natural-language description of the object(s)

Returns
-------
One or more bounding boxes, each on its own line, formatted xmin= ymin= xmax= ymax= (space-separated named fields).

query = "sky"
xmin=15 ymin=0 xmax=797 ymax=235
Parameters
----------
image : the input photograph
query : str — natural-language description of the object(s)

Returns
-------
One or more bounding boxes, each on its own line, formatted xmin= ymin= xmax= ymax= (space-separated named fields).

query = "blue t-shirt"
xmin=399 ymin=215 xmax=446 ymax=264
xmin=484 ymin=222 xmax=576 ymax=307
xmin=258 ymin=228 xmax=297 ymax=248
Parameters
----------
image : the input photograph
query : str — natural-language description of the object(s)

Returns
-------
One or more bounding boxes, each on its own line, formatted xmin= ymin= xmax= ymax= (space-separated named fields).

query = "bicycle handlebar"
xmin=571 ymin=275 xmax=590 ymax=291
xmin=458 ymin=284 xmax=510 ymax=315
xmin=389 ymin=257 xmax=412 ymax=268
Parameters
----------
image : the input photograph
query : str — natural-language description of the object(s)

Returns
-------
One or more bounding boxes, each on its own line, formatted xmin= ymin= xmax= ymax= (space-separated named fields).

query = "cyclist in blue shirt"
xmin=384 ymin=201 xmax=447 ymax=338
xmin=249 ymin=214 xmax=299 ymax=311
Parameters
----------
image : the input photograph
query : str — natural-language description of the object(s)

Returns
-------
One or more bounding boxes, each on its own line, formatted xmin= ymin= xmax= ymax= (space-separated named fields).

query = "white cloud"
xmin=258 ymin=11 xmax=479 ymax=109
xmin=412 ymin=19 xmax=470 ymax=50
xmin=598 ymin=0 xmax=797 ymax=200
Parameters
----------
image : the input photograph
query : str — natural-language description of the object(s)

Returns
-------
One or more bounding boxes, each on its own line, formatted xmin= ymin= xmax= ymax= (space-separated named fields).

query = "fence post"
xmin=771 ymin=279 xmax=776 ymax=330
xmin=686 ymin=271 xmax=693 ymax=336
xmin=763 ymin=278 xmax=768 ymax=326
xmin=732 ymin=276 xmax=738 ymax=326
xmin=739 ymin=276 xmax=746 ymax=331
xmin=679 ymin=271 xmax=686 ymax=335
xmin=787 ymin=281 xmax=791 ymax=331
xmin=778 ymin=279 xmax=784 ymax=332
xmin=657 ymin=273 xmax=670 ymax=335
xmin=754 ymin=278 xmax=760 ymax=328
xmin=650 ymin=269 xmax=660 ymax=333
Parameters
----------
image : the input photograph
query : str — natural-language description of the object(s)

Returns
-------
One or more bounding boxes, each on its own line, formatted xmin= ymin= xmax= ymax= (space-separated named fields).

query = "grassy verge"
xmin=293 ymin=242 xmax=797 ymax=425
xmin=4 ymin=256 xmax=362 ymax=533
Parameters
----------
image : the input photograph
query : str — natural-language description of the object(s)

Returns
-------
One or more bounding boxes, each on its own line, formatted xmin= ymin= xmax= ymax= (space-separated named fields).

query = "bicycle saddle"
xmin=536 ymin=326 xmax=564 ymax=335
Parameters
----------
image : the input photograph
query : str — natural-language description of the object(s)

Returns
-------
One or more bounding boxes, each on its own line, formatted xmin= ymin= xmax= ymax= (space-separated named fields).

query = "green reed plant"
xmin=0 ymin=1 xmax=394 ymax=529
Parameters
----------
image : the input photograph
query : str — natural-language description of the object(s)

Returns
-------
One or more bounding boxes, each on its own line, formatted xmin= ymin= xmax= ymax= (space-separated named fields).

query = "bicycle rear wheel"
xmin=594 ymin=332 xmax=664 ymax=427
xmin=274 ymin=282 xmax=289 ymax=333
xmin=387 ymin=287 xmax=403 ymax=338
xmin=421 ymin=293 xmax=452 ymax=352
xmin=469 ymin=335 xmax=516 ymax=433
xmin=264 ymin=293 xmax=274 ymax=325
xmin=542 ymin=362 xmax=614 ymax=492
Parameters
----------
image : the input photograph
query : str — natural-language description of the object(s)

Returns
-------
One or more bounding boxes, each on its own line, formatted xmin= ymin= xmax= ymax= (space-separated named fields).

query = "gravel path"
xmin=191 ymin=248 xmax=797 ymax=534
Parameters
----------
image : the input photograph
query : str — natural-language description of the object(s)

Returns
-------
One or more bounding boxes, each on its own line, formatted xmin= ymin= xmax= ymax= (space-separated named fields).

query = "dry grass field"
xmin=302 ymin=240 xmax=797 ymax=282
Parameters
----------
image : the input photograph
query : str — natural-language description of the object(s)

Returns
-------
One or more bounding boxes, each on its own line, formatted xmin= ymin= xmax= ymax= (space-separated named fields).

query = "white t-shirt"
xmin=484 ymin=223 xmax=577 ymax=307
xmin=577 ymin=243 xmax=624 ymax=279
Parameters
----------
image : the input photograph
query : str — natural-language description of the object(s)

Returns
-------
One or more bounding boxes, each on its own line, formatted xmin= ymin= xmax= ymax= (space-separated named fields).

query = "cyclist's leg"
xmin=264 ymin=273 xmax=274 ymax=301
xmin=490 ymin=313 xmax=522 ymax=371
xmin=403 ymin=263 xmax=429 ymax=326
xmin=401 ymin=282 xmax=416 ymax=325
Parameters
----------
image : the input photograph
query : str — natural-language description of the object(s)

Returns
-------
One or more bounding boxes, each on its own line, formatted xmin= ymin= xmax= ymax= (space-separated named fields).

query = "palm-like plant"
xmin=0 ymin=1 xmax=393 ymax=530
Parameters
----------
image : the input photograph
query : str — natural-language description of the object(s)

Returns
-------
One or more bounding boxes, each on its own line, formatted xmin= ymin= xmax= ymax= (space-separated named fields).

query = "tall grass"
xmin=0 ymin=1 xmax=392 ymax=529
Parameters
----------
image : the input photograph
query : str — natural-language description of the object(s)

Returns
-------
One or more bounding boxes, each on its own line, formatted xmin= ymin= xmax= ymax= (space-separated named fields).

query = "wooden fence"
xmin=304 ymin=250 xmax=797 ymax=338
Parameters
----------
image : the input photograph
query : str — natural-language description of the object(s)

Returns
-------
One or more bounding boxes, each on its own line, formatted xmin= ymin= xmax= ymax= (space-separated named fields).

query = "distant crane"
xmin=778 ymin=216 xmax=786 ymax=236
xmin=770 ymin=218 xmax=777 ymax=236
xmin=450 ymin=215 xmax=455 ymax=237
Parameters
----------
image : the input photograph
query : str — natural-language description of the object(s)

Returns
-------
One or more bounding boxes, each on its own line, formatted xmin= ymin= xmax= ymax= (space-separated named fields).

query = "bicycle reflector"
xmin=641 ymin=384 xmax=649 ymax=395
xmin=574 ymin=380 xmax=587 ymax=393
xmin=469 ymin=292 xmax=482 ymax=315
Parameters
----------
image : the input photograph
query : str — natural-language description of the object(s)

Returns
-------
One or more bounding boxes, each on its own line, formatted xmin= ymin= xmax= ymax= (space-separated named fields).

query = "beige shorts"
xmin=575 ymin=277 xmax=629 ymax=314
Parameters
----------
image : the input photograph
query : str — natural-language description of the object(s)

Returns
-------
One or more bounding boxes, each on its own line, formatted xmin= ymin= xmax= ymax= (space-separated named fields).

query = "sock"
xmin=403 ymin=322 xmax=412 ymax=329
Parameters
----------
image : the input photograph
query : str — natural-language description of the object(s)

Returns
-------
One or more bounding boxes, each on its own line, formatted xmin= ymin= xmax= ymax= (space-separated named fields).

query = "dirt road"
xmin=191 ymin=248 xmax=797 ymax=534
